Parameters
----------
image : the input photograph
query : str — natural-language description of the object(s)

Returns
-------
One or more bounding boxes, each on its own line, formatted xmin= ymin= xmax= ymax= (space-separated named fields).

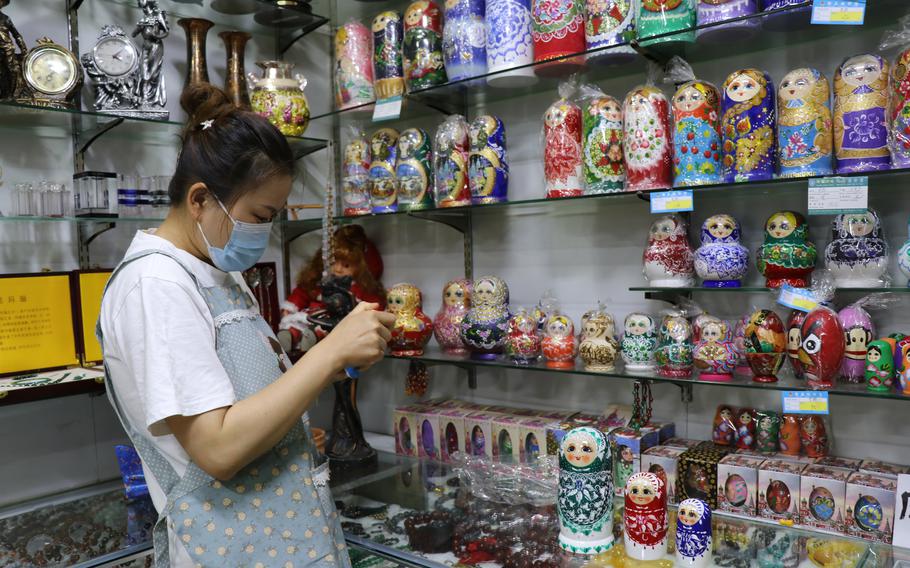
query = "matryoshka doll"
xmin=755 ymin=410 xmax=780 ymax=453
xmin=638 ymin=0 xmax=696 ymax=47
xmin=542 ymin=313 xmax=577 ymax=368
xmin=579 ymin=309 xmax=620 ymax=372
xmin=583 ymin=93 xmax=625 ymax=194
xmin=900 ymin=218 xmax=910 ymax=286
xmin=469 ymin=115 xmax=509 ymax=204
xmin=824 ymin=209 xmax=889 ymax=288
xmin=676 ymin=498 xmax=712 ymax=568
xmin=545 ymin=95 xmax=583 ymax=198
xmin=756 ymin=211 xmax=817 ymax=288
xmin=799 ymin=415 xmax=828 ymax=458
xmin=559 ymin=427 xmax=614 ymax=554
xmin=838 ymin=302 xmax=876 ymax=384
xmin=694 ymin=319 xmax=737 ymax=381
xmin=890 ymin=48 xmax=910 ymax=167
xmin=531 ymin=0 xmax=585 ymax=74
xmin=712 ymin=404 xmax=736 ymax=446
xmin=865 ymin=339 xmax=894 ymax=392
xmin=655 ymin=314 xmax=694 ymax=378
xmin=643 ymin=214 xmax=695 ymax=287
xmin=461 ymin=275 xmax=512 ymax=359
xmin=778 ymin=67 xmax=833 ymax=178
xmin=721 ymin=68 xmax=776 ymax=182
xmin=778 ymin=414 xmax=801 ymax=456
xmin=834 ymin=54 xmax=891 ymax=173
xmin=744 ymin=309 xmax=786 ymax=383
xmin=621 ymin=312 xmax=658 ymax=373
xmin=672 ymin=80 xmax=722 ymax=187
xmin=797 ymin=306 xmax=845 ymax=389
xmin=372 ymin=12 xmax=405 ymax=100
xmin=735 ymin=408 xmax=756 ymax=449
xmin=334 ymin=21 xmax=375 ymax=110
xmin=387 ymin=283 xmax=434 ymax=356
xmin=342 ymin=127 xmax=371 ymax=216
xmin=443 ymin=0 xmax=487 ymax=82
xmin=396 ymin=127 xmax=434 ymax=211
xmin=403 ymin=1 xmax=447 ymax=91
xmin=507 ymin=307 xmax=542 ymax=364
xmin=901 ymin=343 xmax=910 ymax=394
xmin=433 ymin=115 xmax=471 ymax=207
xmin=624 ymin=85 xmax=673 ymax=191
xmin=624 ymin=471 xmax=668 ymax=561
xmin=370 ymin=127 xmax=400 ymax=213
xmin=584 ymin=0 xmax=637 ymax=65
xmin=433 ymin=278 xmax=472 ymax=354
xmin=485 ymin=0 xmax=536 ymax=87
xmin=695 ymin=214 xmax=748 ymax=287
xmin=696 ymin=0 xmax=759 ymax=44
xmin=786 ymin=309 xmax=807 ymax=380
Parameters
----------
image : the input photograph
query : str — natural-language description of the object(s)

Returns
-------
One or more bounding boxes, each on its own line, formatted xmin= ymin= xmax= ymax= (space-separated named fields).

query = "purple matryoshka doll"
xmin=721 ymin=68 xmax=776 ymax=182
xmin=676 ymin=498 xmax=712 ymax=568
xmin=694 ymin=214 xmax=748 ymax=287
xmin=403 ymin=1 xmax=447 ymax=91
xmin=469 ymin=115 xmax=509 ymax=204
xmin=434 ymin=278 xmax=472 ymax=354
xmin=372 ymin=11 xmax=405 ymax=100
xmin=672 ymin=79 xmax=723 ymax=187
xmin=370 ymin=127 xmax=400 ymax=213
xmin=778 ymin=67 xmax=834 ymax=178
xmin=461 ymin=275 xmax=511 ymax=359
xmin=834 ymin=54 xmax=891 ymax=173
xmin=838 ymin=302 xmax=875 ymax=384
xmin=443 ymin=0 xmax=487 ymax=82
xmin=584 ymin=0 xmax=637 ymax=65
xmin=824 ymin=210 xmax=889 ymax=288
xmin=696 ymin=0 xmax=760 ymax=44
xmin=889 ymin=48 xmax=910 ymax=167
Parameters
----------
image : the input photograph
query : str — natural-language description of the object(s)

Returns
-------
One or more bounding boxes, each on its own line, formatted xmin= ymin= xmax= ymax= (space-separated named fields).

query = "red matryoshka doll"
xmin=643 ymin=214 xmax=695 ymax=287
xmin=545 ymin=86 xmax=584 ymax=198
xmin=623 ymin=85 xmax=673 ymax=191
xmin=743 ymin=309 xmax=787 ymax=383
xmin=778 ymin=414 xmax=801 ymax=456
xmin=797 ymin=306 xmax=845 ymax=389
xmin=387 ymin=283 xmax=434 ymax=356
xmin=735 ymin=408 xmax=756 ymax=450
xmin=712 ymin=404 xmax=737 ymax=446
xmin=433 ymin=278 xmax=472 ymax=355
xmin=786 ymin=310 xmax=807 ymax=380
xmin=799 ymin=415 xmax=828 ymax=458
xmin=531 ymin=0 xmax=585 ymax=75
xmin=542 ymin=313 xmax=577 ymax=368
xmin=506 ymin=307 xmax=542 ymax=364
xmin=756 ymin=211 xmax=817 ymax=289
xmin=624 ymin=471 xmax=669 ymax=561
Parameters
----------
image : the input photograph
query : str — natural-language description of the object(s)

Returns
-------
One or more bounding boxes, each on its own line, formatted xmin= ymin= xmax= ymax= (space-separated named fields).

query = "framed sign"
xmin=74 ymin=270 xmax=112 ymax=366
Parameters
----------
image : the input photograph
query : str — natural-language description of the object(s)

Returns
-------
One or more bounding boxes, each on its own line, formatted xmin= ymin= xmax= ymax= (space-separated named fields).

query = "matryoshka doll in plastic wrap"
xmin=756 ymin=211 xmax=817 ymax=288
xmin=582 ymin=88 xmax=625 ymax=194
xmin=900 ymin=218 xmax=910 ymax=286
xmin=721 ymin=68 xmax=776 ymax=182
xmin=433 ymin=278 xmax=472 ymax=354
xmin=865 ymin=339 xmax=894 ymax=392
xmin=695 ymin=214 xmax=748 ymax=287
xmin=755 ymin=410 xmax=780 ymax=453
xmin=469 ymin=115 xmax=509 ymax=204
xmin=621 ymin=312 xmax=658 ymax=373
xmin=624 ymin=85 xmax=673 ymax=191
xmin=396 ymin=127 xmax=434 ymax=211
xmin=834 ymin=54 xmax=890 ymax=173
xmin=433 ymin=115 xmax=472 ymax=207
xmin=694 ymin=319 xmax=737 ymax=381
xmin=443 ymin=0 xmax=487 ymax=82
xmin=369 ymin=127 xmax=400 ymax=213
xmin=624 ymin=471 xmax=668 ymax=561
xmin=735 ymin=408 xmax=756 ymax=449
xmin=838 ymin=300 xmax=876 ymax=383
xmin=403 ymin=1 xmax=447 ymax=91
xmin=732 ymin=314 xmax=750 ymax=375
xmin=696 ymin=0 xmax=759 ymax=44
xmin=531 ymin=0 xmax=585 ymax=74
xmin=656 ymin=313 xmax=694 ymax=378
xmin=778 ymin=413 xmax=801 ymax=455
xmin=542 ymin=313 xmax=577 ymax=368
xmin=334 ymin=20 xmax=375 ymax=110
xmin=485 ymin=0 xmax=536 ymax=87
xmin=797 ymin=305 xmax=845 ymax=389
xmin=506 ymin=307 xmax=542 ymax=364
xmin=676 ymin=498 xmax=712 ymax=568
xmin=643 ymin=214 xmax=695 ymax=287
xmin=786 ymin=309 xmax=807 ymax=380
xmin=558 ymin=427 xmax=615 ymax=555
xmin=672 ymin=79 xmax=722 ymax=187
xmin=372 ymin=12 xmax=405 ymax=100
xmin=584 ymin=0 xmax=637 ymax=65
xmin=824 ymin=209 xmax=889 ymax=288
xmin=342 ymin=126 xmax=371 ymax=216
xmin=461 ymin=275 xmax=511 ymax=359
xmin=545 ymin=84 xmax=584 ymax=197
xmin=387 ymin=283 xmax=434 ymax=356
xmin=889 ymin=47 xmax=910 ymax=167
xmin=778 ymin=67 xmax=833 ymax=178
xmin=579 ymin=308 xmax=619 ymax=372
xmin=712 ymin=404 xmax=736 ymax=445
xmin=744 ymin=308 xmax=786 ymax=383
xmin=638 ymin=0 xmax=696 ymax=47
xmin=799 ymin=415 xmax=828 ymax=458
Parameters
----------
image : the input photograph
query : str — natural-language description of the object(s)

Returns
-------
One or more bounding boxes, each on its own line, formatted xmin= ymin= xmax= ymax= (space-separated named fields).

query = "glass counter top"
xmin=0 ymin=367 xmax=106 ymax=407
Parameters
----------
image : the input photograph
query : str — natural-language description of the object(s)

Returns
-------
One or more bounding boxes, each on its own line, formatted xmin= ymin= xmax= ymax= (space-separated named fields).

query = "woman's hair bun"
xmin=180 ymin=83 xmax=237 ymax=133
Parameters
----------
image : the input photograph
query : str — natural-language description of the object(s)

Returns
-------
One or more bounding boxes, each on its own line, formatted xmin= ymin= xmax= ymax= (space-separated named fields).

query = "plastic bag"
xmin=643 ymin=213 xmax=695 ymax=287
xmin=396 ymin=127 xmax=434 ymax=211
xmin=543 ymin=77 xmax=584 ymax=198
xmin=506 ymin=307 xmax=541 ymax=364
xmin=655 ymin=306 xmax=694 ymax=378
xmin=824 ymin=209 xmax=891 ymax=288
xmin=880 ymin=15 xmax=910 ymax=168
xmin=468 ymin=115 xmax=508 ymax=204
xmin=334 ymin=19 xmax=375 ymax=110
xmin=621 ymin=312 xmax=659 ymax=374
xmin=371 ymin=11 xmax=405 ymax=100
xmin=579 ymin=83 xmax=624 ymax=194
xmin=693 ymin=317 xmax=737 ymax=382
xmin=541 ymin=311 xmax=577 ymax=368
xmin=369 ymin=127 xmax=400 ymax=213
xmin=341 ymin=124 xmax=372 ymax=216
xmin=450 ymin=451 xmax=558 ymax=506
xmin=837 ymin=293 xmax=897 ymax=383
xmin=666 ymin=57 xmax=723 ymax=188
xmin=623 ymin=63 xmax=673 ymax=191
xmin=433 ymin=115 xmax=471 ymax=207
xmin=579 ymin=303 xmax=620 ymax=372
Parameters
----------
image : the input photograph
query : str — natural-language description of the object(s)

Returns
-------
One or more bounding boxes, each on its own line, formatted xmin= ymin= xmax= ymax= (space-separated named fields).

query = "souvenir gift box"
xmin=665 ymin=437 xmax=701 ymax=449
xmin=799 ymin=464 xmax=851 ymax=534
xmin=415 ymin=406 xmax=446 ymax=461
xmin=519 ymin=417 xmax=550 ymax=462
xmin=642 ymin=445 xmax=685 ymax=504
xmin=815 ymin=456 xmax=863 ymax=470
xmin=612 ymin=427 xmax=661 ymax=496
xmin=491 ymin=414 xmax=525 ymax=463
xmin=676 ymin=443 xmax=733 ymax=509
xmin=438 ymin=407 xmax=473 ymax=462
xmin=846 ymin=472 xmax=896 ymax=544
xmin=758 ymin=459 xmax=805 ymax=523
xmin=775 ymin=453 xmax=817 ymax=465
xmin=717 ymin=454 xmax=765 ymax=517
xmin=394 ymin=403 xmax=429 ymax=456
xmin=464 ymin=411 xmax=503 ymax=459
xmin=859 ymin=459 xmax=910 ymax=478
xmin=643 ymin=420 xmax=676 ymax=443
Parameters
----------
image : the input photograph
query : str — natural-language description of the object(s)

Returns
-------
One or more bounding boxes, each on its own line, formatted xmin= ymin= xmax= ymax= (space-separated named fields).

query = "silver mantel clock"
xmin=17 ymin=37 xmax=82 ymax=108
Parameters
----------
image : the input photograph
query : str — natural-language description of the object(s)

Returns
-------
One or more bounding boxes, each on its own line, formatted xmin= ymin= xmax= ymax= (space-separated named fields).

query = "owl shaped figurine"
xmin=542 ymin=313 xmax=577 ymax=369
xmin=461 ymin=275 xmax=511 ymax=360
xmin=643 ymin=214 xmax=696 ymax=287
xmin=624 ymin=471 xmax=668 ymax=561
xmin=579 ymin=309 xmax=619 ymax=372
xmin=506 ymin=307 xmax=542 ymax=364
xmin=695 ymin=214 xmax=749 ymax=288
xmin=693 ymin=319 xmax=738 ymax=382
xmin=656 ymin=314 xmax=694 ymax=378
xmin=433 ymin=278 xmax=472 ymax=355
xmin=387 ymin=283 xmax=434 ymax=356
xmin=621 ymin=313 xmax=658 ymax=373
xmin=558 ymin=427 xmax=614 ymax=555
xmin=676 ymin=498 xmax=712 ymax=568
xmin=824 ymin=209 xmax=889 ymax=288
xmin=744 ymin=309 xmax=787 ymax=383
xmin=756 ymin=211 xmax=817 ymax=288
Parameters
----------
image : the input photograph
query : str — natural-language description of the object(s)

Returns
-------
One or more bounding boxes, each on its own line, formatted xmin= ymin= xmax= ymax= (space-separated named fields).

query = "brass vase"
xmin=220 ymin=31 xmax=251 ymax=108
xmin=177 ymin=18 xmax=213 ymax=88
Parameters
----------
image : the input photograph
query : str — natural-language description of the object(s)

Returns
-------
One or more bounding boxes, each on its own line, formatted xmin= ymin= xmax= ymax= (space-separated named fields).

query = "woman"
xmin=98 ymin=84 xmax=394 ymax=567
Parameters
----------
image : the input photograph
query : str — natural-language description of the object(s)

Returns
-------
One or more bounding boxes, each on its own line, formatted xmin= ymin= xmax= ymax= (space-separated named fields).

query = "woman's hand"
xmin=320 ymin=302 xmax=395 ymax=371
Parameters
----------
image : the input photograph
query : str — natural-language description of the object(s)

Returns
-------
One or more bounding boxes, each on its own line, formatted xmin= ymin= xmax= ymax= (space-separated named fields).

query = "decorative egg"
xmin=766 ymin=480 xmax=791 ymax=514
xmin=853 ymin=495 xmax=883 ymax=531
xmin=743 ymin=309 xmax=787 ymax=383
xmin=724 ymin=474 xmax=748 ymax=507
xmin=685 ymin=464 xmax=711 ymax=502
xmin=809 ymin=486 xmax=835 ymax=521
xmin=798 ymin=307 xmax=845 ymax=390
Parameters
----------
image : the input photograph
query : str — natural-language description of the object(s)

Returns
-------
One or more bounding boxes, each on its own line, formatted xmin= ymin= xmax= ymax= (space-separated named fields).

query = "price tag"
xmin=811 ymin=0 xmax=866 ymax=25
xmin=650 ymin=190 xmax=694 ymax=214
xmin=777 ymin=284 xmax=820 ymax=313
xmin=807 ymin=176 xmax=868 ymax=215
xmin=372 ymin=96 xmax=402 ymax=122
xmin=781 ymin=391 xmax=830 ymax=414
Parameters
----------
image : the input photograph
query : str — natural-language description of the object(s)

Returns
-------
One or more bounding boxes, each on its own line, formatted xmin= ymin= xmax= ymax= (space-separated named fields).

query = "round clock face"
xmin=93 ymin=36 xmax=138 ymax=78
xmin=26 ymin=47 xmax=77 ymax=95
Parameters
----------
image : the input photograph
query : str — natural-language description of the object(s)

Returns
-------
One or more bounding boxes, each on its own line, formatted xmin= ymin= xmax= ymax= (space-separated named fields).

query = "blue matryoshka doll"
xmin=443 ymin=0 xmax=487 ymax=82
xmin=372 ymin=11 xmax=405 ymax=100
xmin=469 ymin=115 xmax=509 ymax=204
xmin=370 ymin=127 xmax=400 ymax=213
xmin=672 ymin=79 xmax=723 ymax=187
xmin=778 ymin=67 xmax=833 ymax=178
xmin=676 ymin=498 xmax=712 ymax=568
xmin=721 ymin=68 xmax=776 ymax=183
xmin=694 ymin=214 xmax=749 ymax=287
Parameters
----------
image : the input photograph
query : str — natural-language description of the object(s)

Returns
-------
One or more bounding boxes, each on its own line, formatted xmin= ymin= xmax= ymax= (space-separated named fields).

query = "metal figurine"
xmin=0 ymin=0 xmax=27 ymax=100
xmin=135 ymin=0 xmax=168 ymax=109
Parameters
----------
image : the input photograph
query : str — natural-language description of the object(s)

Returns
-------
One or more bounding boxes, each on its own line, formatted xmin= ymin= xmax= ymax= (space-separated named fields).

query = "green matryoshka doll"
xmin=396 ymin=127 xmax=434 ymax=211
xmin=865 ymin=339 xmax=894 ymax=392
xmin=756 ymin=210 xmax=817 ymax=289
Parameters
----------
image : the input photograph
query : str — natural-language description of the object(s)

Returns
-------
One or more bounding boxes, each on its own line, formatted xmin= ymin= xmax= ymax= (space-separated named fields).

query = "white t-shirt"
xmin=100 ymin=230 xmax=241 ymax=567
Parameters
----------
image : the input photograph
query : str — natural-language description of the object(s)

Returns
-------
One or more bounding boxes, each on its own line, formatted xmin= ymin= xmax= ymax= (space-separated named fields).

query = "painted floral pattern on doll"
xmin=756 ymin=210 xmax=817 ymax=288
xmin=643 ymin=214 xmax=695 ymax=287
xmin=672 ymin=80 xmax=722 ymax=187
xmin=621 ymin=313 xmax=658 ymax=372
xmin=469 ymin=115 xmax=509 ymax=204
xmin=778 ymin=67 xmax=833 ymax=178
xmin=889 ymin=48 xmax=910 ymax=167
xmin=583 ymin=94 xmax=625 ymax=194
xmin=694 ymin=214 xmax=748 ymax=287
xmin=403 ymin=1 xmax=447 ymax=91
xmin=655 ymin=314 xmax=694 ymax=378
xmin=676 ymin=498 xmax=712 ymax=567
xmin=433 ymin=279 xmax=472 ymax=354
xmin=443 ymin=0 xmax=487 ymax=81
xmin=721 ymin=68 xmax=776 ymax=182
xmin=624 ymin=472 xmax=668 ymax=560
xmin=558 ymin=427 xmax=614 ymax=555
xmin=461 ymin=275 xmax=511 ymax=359
xmin=834 ymin=54 xmax=890 ymax=173
xmin=624 ymin=85 xmax=673 ymax=191
xmin=433 ymin=115 xmax=471 ymax=207
xmin=824 ymin=209 xmax=888 ymax=288
xmin=545 ymin=97 xmax=584 ymax=197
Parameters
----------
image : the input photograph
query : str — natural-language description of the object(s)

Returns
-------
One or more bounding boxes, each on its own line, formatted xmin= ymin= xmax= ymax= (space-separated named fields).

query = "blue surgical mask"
xmin=197 ymin=196 xmax=272 ymax=272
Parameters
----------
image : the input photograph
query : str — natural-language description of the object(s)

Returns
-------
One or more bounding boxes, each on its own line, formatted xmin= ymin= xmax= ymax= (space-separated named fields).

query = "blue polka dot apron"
xmin=97 ymin=249 xmax=351 ymax=568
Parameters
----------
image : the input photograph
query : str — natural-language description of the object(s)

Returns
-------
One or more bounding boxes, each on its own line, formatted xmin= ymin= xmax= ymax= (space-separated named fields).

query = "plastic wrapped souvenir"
xmin=694 ymin=319 xmax=737 ymax=381
xmin=778 ymin=413 xmax=801 ymax=455
xmin=369 ymin=128 xmax=399 ymax=213
xmin=387 ymin=283 xmax=434 ymax=356
xmin=799 ymin=415 xmax=828 ymax=458
xmin=638 ymin=0 xmax=695 ymax=47
xmin=778 ymin=68 xmax=834 ymax=178
xmin=433 ymin=115 xmax=471 ymax=207
xmin=676 ymin=498 xmax=712 ymax=568
xmin=721 ymin=68 xmax=776 ymax=182
xmin=533 ymin=289 xmax=560 ymax=336
xmin=900 ymin=219 xmax=910 ymax=286
xmin=624 ymin=85 xmax=673 ymax=191
xmin=584 ymin=0 xmax=637 ymax=64
xmin=761 ymin=0 xmax=811 ymax=32
xmin=559 ymin=427 xmax=614 ymax=554
xmin=889 ymin=48 xmax=910 ymax=167
xmin=838 ymin=302 xmax=876 ymax=384
xmin=485 ymin=0 xmax=537 ymax=87
xmin=342 ymin=126 xmax=371 ymax=216
xmin=656 ymin=313 xmax=694 ymax=378
xmin=744 ymin=309 xmax=786 ymax=383
xmin=469 ymin=115 xmax=509 ymax=203
xmin=334 ymin=20 xmax=375 ymax=110
xmin=531 ymin=0 xmax=585 ymax=73
xmin=506 ymin=307 xmax=542 ymax=363
xmin=692 ymin=312 xmax=721 ymax=344
xmin=372 ymin=12 xmax=405 ymax=100
xmin=756 ymin=211 xmax=817 ymax=288
xmin=624 ymin=471 xmax=668 ymax=561
xmin=696 ymin=0 xmax=759 ymax=43
xmin=621 ymin=312 xmax=658 ymax=373
xmin=582 ymin=88 xmax=625 ymax=194
xmin=900 ymin=343 xmax=910 ymax=394
xmin=786 ymin=309 xmax=807 ymax=380
xmin=695 ymin=214 xmax=748 ymax=287
xmin=731 ymin=315 xmax=750 ymax=375
xmin=672 ymin=79 xmax=723 ymax=187
xmin=545 ymin=83 xmax=584 ymax=197
xmin=712 ymin=405 xmax=736 ymax=445
xmin=579 ymin=309 xmax=620 ymax=372
xmin=755 ymin=410 xmax=780 ymax=453
xmin=824 ymin=210 xmax=889 ymax=288
xmin=865 ymin=339 xmax=894 ymax=392
xmin=443 ymin=0 xmax=487 ymax=82
xmin=834 ymin=54 xmax=890 ymax=173
xmin=735 ymin=408 xmax=756 ymax=449
xmin=643 ymin=214 xmax=695 ymax=287
xmin=434 ymin=278 xmax=472 ymax=354
xmin=461 ymin=275 xmax=511 ymax=359
xmin=396 ymin=127 xmax=434 ymax=211
xmin=798 ymin=306 xmax=845 ymax=389
xmin=542 ymin=313 xmax=577 ymax=368
xmin=403 ymin=1 xmax=447 ymax=91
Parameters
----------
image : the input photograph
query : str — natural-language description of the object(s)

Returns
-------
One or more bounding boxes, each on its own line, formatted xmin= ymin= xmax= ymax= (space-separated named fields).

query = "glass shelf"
xmin=0 ymin=215 xmax=163 ymax=223
xmin=631 ymin=286 xmax=910 ymax=294
xmin=0 ymin=367 xmax=105 ymax=407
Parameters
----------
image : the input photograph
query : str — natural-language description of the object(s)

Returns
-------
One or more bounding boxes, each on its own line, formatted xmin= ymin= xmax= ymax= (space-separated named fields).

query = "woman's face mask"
xmin=197 ymin=195 xmax=273 ymax=272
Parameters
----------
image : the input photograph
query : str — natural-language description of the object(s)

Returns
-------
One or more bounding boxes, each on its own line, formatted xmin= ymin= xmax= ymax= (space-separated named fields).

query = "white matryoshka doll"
xmin=621 ymin=312 xmax=658 ymax=373
xmin=624 ymin=471 xmax=668 ymax=561
xmin=834 ymin=54 xmax=891 ymax=173
xmin=676 ymin=498 xmax=712 ymax=568
xmin=824 ymin=209 xmax=889 ymax=288
xmin=643 ymin=214 xmax=695 ymax=287
xmin=558 ymin=427 xmax=615 ymax=555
